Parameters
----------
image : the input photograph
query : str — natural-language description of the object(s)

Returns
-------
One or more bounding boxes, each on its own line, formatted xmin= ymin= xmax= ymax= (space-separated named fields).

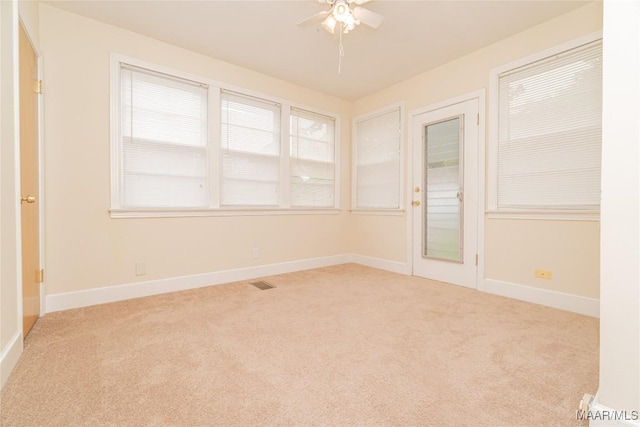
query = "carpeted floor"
xmin=1 ymin=264 xmax=598 ymax=426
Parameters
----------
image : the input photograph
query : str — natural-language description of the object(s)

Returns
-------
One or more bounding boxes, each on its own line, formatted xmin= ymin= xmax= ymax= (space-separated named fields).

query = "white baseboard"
xmin=348 ymin=254 xmax=411 ymax=275
xmin=46 ymin=254 xmax=350 ymax=313
xmin=45 ymin=254 xmax=599 ymax=320
xmin=1 ymin=331 xmax=23 ymax=390
xmin=481 ymin=278 xmax=599 ymax=317
xmin=586 ymin=393 xmax=640 ymax=427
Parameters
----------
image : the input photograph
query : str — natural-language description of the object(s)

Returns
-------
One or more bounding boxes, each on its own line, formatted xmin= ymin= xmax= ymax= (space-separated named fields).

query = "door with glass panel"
xmin=412 ymin=99 xmax=479 ymax=288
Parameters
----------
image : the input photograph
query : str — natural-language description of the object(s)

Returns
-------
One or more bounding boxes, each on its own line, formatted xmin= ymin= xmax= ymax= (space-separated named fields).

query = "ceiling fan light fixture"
xmin=321 ymin=14 xmax=337 ymax=34
xmin=330 ymin=0 xmax=358 ymax=34
xmin=297 ymin=0 xmax=383 ymax=74
xmin=341 ymin=14 xmax=357 ymax=32
xmin=333 ymin=1 xmax=350 ymax=21
xmin=343 ymin=20 xmax=357 ymax=33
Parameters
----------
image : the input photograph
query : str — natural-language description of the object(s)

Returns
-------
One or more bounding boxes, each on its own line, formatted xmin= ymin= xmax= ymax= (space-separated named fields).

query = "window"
xmin=110 ymin=55 xmax=339 ymax=216
xmin=352 ymin=105 xmax=403 ymax=211
xmin=221 ymin=91 xmax=281 ymax=207
xmin=119 ymin=64 xmax=209 ymax=209
xmin=489 ymin=36 xmax=602 ymax=216
xmin=290 ymin=108 xmax=336 ymax=208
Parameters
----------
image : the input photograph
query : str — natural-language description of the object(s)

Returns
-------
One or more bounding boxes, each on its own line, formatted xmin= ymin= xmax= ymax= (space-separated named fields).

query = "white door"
xmin=411 ymin=98 xmax=479 ymax=288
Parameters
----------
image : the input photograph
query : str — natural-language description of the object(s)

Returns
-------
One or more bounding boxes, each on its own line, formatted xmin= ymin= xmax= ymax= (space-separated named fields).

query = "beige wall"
xmin=485 ymin=220 xmax=600 ymax=298
xmin=350 ymin=2 xmax=603 ymax=299
xmin=39 ymin=4 xmax=351 ymax=295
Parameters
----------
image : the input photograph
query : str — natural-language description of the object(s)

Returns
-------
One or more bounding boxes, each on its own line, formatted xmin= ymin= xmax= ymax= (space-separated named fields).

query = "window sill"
xmin=350 ymin=209 xmax=405 ymax=216
xmin=486 ymin=209 xmax=600 ymax=221
xmin=110 ymin=207 xmax=342 ymax=219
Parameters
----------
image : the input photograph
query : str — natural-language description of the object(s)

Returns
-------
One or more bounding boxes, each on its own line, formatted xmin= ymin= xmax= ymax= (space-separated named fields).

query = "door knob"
xmin=21 ymin=195 xmax=36 ymax=204
xmin=412 ymin=200 xmax=420 ymax=207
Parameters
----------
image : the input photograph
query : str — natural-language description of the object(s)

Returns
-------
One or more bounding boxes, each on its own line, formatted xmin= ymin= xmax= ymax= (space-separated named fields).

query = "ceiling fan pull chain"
xmin=338 ymin=23 xmax=345 ymax=74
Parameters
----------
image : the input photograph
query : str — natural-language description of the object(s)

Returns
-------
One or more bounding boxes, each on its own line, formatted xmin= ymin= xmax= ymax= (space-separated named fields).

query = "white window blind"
xmin=220 ymin=91 xmax=281 ymax=206
xmin=290 ymin=108 xmax=336 ymax=207
xmin=496 ymin=40 xmax=602 ymax=210
xmin=120 ymin=65 xmax=209 ymax=208
xmin=354 ymin=108 xmax=401 ymax=209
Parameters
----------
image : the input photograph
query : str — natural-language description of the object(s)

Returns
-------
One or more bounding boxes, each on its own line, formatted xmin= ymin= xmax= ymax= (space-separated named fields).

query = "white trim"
xmin=587 ymin=393 xmax=640 ymax=427
xmin=349 ymin=254 xmax=411 ymax=275
xmin=352 ymin=102 xmax=404 ymax=212
xmin=349 ymin=209 xmax=405 ymax=216
xmin=333 ymin=114 xmax=342 ymax=210
xmin=46 ymin=254 xmax=350 ymax=313
xmin=109 ymin=54 xmax=122 ymax=210
xmin=0 ymin=1 xmax=24 ymax=391
xmin=43 ymin=253 xmax=601 ymax=322
xmin=406 ymin=111 xmax=416 ymax=275
xmin=37 ymin=53 xmax=46 ymax=316
xmin=483 ymin=278 xmax=599 ymax=318
xmin=109 ymin=207 xmax=342 ymax=218
xmin=280 ymin=104 xmax=291 ymax=207
xmin=1 ymin=331 xmax=23 ymax=390
xmin=487 ymin=31 xmax=603 ymax=213
xmin=209 ymin=86 xmax=221 ymax=209
xmin=44 ymin=254 xmax=414 ymax=314
xmin=487 ymin=210 xmax=600 ymax=221
xmin=408 ymin=90 xmax=485 ymax=118
xmin=13 ymin=0 xmax=24 ymax=348
xmin=476 ymin=90 xmax=487 ymax=294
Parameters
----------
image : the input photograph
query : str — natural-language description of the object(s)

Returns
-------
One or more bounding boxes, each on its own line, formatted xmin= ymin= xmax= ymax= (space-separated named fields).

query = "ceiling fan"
xmin=298 ymin=0 xmax=384 ymax=34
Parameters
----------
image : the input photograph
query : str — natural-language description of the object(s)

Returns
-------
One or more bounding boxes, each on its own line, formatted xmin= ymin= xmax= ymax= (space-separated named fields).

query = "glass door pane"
xmin=423 ymin=116 xmax=463 ymax=262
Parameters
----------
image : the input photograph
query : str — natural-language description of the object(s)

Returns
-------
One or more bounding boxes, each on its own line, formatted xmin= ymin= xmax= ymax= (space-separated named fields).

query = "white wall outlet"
xmin=535 ymin=269 xmax=552 ymax=279
xmin=135 ymin=262 xmax=146 ymax=276
xmin=252 ymin=247 xmax=260 ymax=259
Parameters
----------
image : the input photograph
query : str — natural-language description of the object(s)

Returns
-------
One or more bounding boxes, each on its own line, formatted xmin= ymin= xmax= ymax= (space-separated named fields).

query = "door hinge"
xmin=34 ymin=80 xmax=43 ymax=94
xmin=36 ymin=269 xmax=44 ymax=283
xmin=476 ymin=113 xmax=479 ymax=125
xmin=475 ymin=254 xmax=478 ymax=266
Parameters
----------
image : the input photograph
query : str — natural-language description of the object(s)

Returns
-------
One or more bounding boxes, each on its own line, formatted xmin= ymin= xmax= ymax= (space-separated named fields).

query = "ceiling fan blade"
xmin=350 ymin=0 xmax=371 ymax=4
xmin=297 ymin=10 xmax=330 ymax=27
xmin=353 ymin=6 xmax=383 ymax=29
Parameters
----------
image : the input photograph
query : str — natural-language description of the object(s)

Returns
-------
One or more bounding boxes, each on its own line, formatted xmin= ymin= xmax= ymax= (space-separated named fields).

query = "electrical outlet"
xmin=252 ymin=247 xmax=260 ymax=260
xmin=535 ymin=269 xmax=552 ymax=279
xmin=135 ymin=262 xmax=146 ymax=276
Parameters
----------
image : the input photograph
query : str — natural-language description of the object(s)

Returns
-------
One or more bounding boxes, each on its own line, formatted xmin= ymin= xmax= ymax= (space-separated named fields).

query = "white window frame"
xmin=351 ymin=103 xmax=404 ymax=215
xmin=487 ymin=32 xmax=602 ymax=221
xmin=110 ymin=54 xmax=340 ymax=218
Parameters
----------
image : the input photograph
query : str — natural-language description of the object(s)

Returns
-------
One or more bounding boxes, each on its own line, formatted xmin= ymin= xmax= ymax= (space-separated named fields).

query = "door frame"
xmin=18 ymin=18 xmax=46 ymax=319
xmin=406 ymin=89 xmax=486 ymax=289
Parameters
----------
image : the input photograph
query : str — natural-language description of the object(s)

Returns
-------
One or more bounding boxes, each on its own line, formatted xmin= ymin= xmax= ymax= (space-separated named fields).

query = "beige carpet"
xmin=1 ymin=264 xmax=598 ymax=426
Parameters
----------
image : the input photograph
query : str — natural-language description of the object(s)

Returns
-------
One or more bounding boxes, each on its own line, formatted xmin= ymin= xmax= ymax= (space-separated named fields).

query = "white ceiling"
xmin=44 ymin=0 xmax=590 ymax=100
